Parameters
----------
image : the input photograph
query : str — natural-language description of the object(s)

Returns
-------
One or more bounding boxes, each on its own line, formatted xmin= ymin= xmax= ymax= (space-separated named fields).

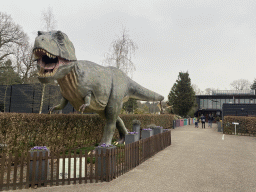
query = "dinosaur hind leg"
xmin=99 ymin=101 xmax=125 ymax=145
xmin=116 ymin=116 xmax=129 ymax=144
xmin=100 ymin=120 xmax=117 ymax=145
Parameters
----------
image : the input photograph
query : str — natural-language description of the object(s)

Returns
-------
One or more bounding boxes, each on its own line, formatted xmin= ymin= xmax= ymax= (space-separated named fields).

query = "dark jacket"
xmin=201 ymin=116 xmax=206 ymax=123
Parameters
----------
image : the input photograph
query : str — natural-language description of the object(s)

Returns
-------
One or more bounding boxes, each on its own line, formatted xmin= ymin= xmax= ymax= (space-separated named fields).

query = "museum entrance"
xmin=194 ymin=109 xmax=222 ymax=121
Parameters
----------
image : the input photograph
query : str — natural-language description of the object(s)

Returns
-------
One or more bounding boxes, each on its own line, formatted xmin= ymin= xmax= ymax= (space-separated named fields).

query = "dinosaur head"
xmin=33 ymin=31 xmax=77 ymax=83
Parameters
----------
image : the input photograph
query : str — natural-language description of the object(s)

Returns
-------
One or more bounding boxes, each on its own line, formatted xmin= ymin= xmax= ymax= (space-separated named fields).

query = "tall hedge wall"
xmin=0 ymin=113 xmax=174 ymax=155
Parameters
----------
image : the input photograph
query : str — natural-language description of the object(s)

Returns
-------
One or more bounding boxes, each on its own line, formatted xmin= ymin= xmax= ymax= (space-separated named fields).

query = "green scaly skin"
xmin=33 ymin=31 xmax=164 ymax=145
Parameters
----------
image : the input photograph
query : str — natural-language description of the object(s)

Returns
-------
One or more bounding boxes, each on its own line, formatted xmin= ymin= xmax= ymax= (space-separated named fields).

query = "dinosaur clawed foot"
xmin=79 ymin=104 xmax=89 ymax=113
xmin=117 ymin=137 xmax=125 ymax=144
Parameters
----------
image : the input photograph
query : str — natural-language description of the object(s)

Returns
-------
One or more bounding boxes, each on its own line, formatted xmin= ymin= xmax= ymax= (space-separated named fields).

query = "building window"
xmin=245 ymin=99 xmax=249 ymax=104
xmin=221 ymin=99 xmax=225 ymax=108
xmin=216 ymin=99 xmax=221 ymax=109
xmin=200 ymin=99 xmax=203 ymax=108
xmin=213 ymin=100 xmax=217 ymax=109
xmin=208 ymin=99 xmax=213 ymax=108
xmin=203 ymin=99 xmax=207 ymax=108
xmin=240 ymin=99 xmax=245 ymax=104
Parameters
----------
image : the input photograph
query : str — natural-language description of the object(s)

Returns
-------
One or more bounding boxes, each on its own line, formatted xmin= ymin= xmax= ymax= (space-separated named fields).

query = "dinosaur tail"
xmin=128 ymin=79 xmax=164 ymax=101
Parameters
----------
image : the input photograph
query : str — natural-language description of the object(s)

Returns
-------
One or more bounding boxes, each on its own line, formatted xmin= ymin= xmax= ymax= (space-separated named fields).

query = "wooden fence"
xmin=0 ymin=130 xmax=171 ymax=191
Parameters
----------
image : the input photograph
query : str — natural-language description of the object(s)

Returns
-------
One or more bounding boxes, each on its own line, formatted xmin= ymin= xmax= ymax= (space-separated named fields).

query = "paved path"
xmin=14 ymin=123 xmax=256 ymax=192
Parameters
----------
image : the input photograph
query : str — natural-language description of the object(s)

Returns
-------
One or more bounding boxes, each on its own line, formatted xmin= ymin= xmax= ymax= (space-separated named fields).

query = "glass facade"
xmin=229 ymin=99 xmax=234 ymax=103
xmin=199 ymin=97 xmax=255 ymax=109
xmin=203 ymin=99 xmax=207 ymax=108
xmin=221 ymin=99 xmax=225 ymax=108
xmin=208 ymin=99 xmax=212 ymax=108
xmin=217 ymin=100 xmax=220 ymax=108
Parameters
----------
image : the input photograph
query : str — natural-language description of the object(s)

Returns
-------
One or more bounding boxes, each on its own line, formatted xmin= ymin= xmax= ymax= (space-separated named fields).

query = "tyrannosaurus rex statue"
xmin=33 ymin=31 xmax=164 ymax=145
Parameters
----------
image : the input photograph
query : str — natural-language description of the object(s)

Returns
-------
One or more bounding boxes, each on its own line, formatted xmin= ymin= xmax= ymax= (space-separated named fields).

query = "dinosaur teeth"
xmin=53 ymin=68 xmax=57 ymax=74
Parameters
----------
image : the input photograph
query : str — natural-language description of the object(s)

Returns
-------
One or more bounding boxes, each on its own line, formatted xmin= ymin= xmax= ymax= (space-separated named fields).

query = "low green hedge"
xmin=223 ymin=116 xmax=256 ymax=135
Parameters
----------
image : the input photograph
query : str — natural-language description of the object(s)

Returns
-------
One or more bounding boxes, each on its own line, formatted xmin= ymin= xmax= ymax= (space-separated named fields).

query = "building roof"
xmin=212 ymin=90 xmax=255 ymax=95
xmin=196 ymin=90 xmax=256 ymax=97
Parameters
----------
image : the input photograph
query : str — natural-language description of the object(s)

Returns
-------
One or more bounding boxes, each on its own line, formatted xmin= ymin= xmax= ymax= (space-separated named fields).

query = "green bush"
xmin=0 ymin=113 xmax=174 ymax=155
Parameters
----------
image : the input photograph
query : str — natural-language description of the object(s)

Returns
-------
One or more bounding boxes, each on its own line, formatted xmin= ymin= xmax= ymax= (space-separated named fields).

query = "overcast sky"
xmin=2 ymin=0 xmax=256 ymax=101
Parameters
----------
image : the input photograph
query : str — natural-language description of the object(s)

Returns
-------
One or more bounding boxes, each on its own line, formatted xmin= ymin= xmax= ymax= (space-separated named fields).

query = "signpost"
xmin=232 ymin=122 xmax=239 ymax=135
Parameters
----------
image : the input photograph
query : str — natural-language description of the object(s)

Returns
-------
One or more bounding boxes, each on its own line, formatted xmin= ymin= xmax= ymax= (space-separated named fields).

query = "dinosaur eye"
xmin=56 ymin=31 xmax=64 ymax=45
xmin=56 ymin=31 xmax=64 ymax=40
xmin=38 ymin=31 xmax=43 ymax=36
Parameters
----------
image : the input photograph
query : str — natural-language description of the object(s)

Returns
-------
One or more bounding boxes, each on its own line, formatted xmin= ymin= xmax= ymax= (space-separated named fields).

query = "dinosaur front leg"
xmin=79 ymin=91 xmax=91 ymax=113
xmin=49 ymin=97 xmax=68 ymax=114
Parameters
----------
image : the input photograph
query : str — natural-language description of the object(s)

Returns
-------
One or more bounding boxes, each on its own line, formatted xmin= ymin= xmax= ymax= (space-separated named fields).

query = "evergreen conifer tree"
xmin=168 ymin=72 xmax=195 ymax=117
xmin=122 ymin=98 xmax=138 ymax=113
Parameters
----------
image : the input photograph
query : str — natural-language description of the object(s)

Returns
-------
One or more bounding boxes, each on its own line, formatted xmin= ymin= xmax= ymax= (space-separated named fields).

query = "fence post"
xmin=0 ymin=153 xmax=5 ymax=191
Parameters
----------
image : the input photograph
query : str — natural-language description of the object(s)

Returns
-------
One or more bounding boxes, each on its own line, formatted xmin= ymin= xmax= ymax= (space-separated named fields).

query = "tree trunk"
xmin=39 ymin=84 xmax=46 ymax=114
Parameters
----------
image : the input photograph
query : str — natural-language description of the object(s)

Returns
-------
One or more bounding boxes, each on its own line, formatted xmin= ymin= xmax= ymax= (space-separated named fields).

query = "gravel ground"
xmin=12 ymin=123 xmax=256 ymax=192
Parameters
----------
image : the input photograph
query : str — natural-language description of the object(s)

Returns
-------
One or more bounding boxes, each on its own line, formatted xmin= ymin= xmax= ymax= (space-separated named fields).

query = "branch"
xmin=0 ymin=53 xmax=12 ymax=61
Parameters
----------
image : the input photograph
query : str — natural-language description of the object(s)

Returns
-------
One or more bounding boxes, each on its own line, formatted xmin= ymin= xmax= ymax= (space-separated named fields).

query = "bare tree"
xmin=251 ymin=78 xmax=256 ymax=91
xmin=204 ymin=88 xmax=217 ymax=95
xmin=192 ymin=84 xmax=202 ymax=95
xmin=39 ymin=7 xmax=57 ymax=114
xmin=0 ymin=13 xmax=28 ymax=111
xmin=104 ymin=28 xmax=137 ymax=78
xmin=0 ymin=12 xmax=36 ymax=84
xmin=230 ymin=79 xmax=251 ymax=90
xmin=0 ymin=12 xmax=27 ymax=63
xmin=14 ymin=39 xmax=37 ymax=84
xmin=41 ymin=7 xmax=57 ymax=31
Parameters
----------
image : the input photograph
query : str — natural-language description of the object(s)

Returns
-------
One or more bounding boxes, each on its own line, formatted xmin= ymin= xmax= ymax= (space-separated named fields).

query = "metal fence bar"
xmin=73 ymin=150 xmax=76 ymax=185
xmin=37 ymin=152 xmax=43 ymax=187
xmin=44 ymin=151 xmax=49 ymax=186
xmin=13 ymin=152 xmax=18 ymax=190
xmin=100 ymin=150 xmax=104 ymax=182
xmin=0 ymin=153 xmax=5 ymax=191
xmin=106 ymin=149 xmax=110 ymax=182
xmin=62 ymin=149 xmax=65 ymax=185
xmin=95 ymin=150 xmax=98 ymax=183
xmin=56 ymin=152 xmax=60 ymax=186
xmin=19 ymin=153 xmax=24 ymax=190
xmin=89 ymin=152 xmax=93 ymax=183
xmin=84 ymin=150 xmax=88 ymax=184
xmin=79 ymin=150 xmax=82 ymax=184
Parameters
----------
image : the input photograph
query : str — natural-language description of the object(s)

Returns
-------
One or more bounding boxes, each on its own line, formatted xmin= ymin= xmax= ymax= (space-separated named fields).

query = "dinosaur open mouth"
xmin=34 ymin=48 xmax=60 ymax=77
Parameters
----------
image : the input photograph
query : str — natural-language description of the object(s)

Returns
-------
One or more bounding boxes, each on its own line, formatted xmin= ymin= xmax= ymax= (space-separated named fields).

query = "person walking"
xmin=195 ymin=117 xmax=199 ymax=128
xmin=201 ymin=114 xmax=206 ymax=129
xmin=208 ymin=114 xmax=214 ymax=128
